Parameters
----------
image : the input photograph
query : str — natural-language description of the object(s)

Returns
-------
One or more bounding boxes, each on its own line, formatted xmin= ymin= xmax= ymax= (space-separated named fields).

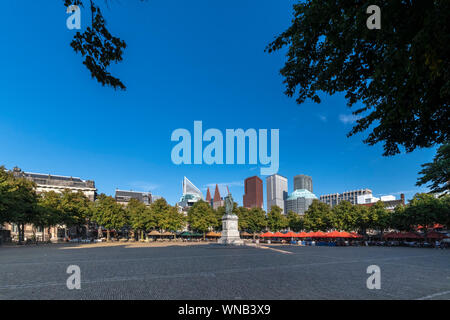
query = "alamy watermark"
xmin=66 ymin=265 xmax=81 ymax=290
xmin=366 ymin=265 xmax=381 ymax=289
xmin=366 ymin=5 xmax=381 ymax=30
xmin=66 ymin=5 xmax=81 ymax=30
xmin=171 ymin=121 xmax=279 ymax=175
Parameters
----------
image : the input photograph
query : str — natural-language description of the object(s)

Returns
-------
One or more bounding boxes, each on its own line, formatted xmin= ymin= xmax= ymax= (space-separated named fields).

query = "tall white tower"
xmin=266 ymin=174 xmax=288 ymax=213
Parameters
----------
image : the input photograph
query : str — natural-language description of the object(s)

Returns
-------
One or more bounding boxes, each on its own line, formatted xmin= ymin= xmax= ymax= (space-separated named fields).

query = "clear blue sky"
xmin=0 ymin=1 xmax=435 ymax=208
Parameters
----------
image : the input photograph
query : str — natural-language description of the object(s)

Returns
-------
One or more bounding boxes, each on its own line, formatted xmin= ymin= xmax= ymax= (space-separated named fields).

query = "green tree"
xmin=416 ymin=143 xmax=450 ymax=194
xmin=238 ymin=207 xmax=267 ymax=237
xmin=437 ymin=195 xmax=450 ymax=228
xmin=405 ymin=193 xmax=442 ymax=240
xmin=247 ymin=207 xmax=267 ymax=236
xmin=286 ymin=210 xmax=303 ymax=232
xmin=63 ymin=1 xmax=146 ymax=90
xmin=390 ymin=204 xmax=409 ymax=232
xmin=187 ymin=200 xmax=217 ymax=239
xmin=92 ymin=194 xmax=128 ymax=240
xmin=37 ymin=191 xmax=64 ymax=241
xmin=148 ymin=198 xmax=174 ymax=231
xmin=331 ymin=201 xmax=357 ymax=231
xmin=59 ymin=190 xmax=92 ymax=237
xmin=7 ymin=174 xmax=39 ymax=244
xmin=303 ymin=200 xmax=333 ymax=231
xmin=370 ymin=201 xmax=391 ymax=235
xmin=236 ymin=206 xmax=249 ymax=231
xmin=267 ymin=205 xmax=287 ymax=232
xmin=353 ymin=205 xmax=378 ymax=236
xmin=0 ymin=166 xmax=16 ymax=226
xmin=164 ymin=205 xmax=186 ymax=234
xmin=126 ymin=198 xmax=149 ymax=240
xmin=267 ymin=1 xmax=449 ymax=156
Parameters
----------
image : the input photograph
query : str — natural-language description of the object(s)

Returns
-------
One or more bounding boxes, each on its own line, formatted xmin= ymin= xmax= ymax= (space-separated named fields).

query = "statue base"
xmin=217 ymin=214 xmax=244 ymax=246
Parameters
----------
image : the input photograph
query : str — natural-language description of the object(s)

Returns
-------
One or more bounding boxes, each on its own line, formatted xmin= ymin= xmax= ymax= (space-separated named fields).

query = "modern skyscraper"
xmin=177 ymin=177 xmax=203 ymax=210
xmin=294 ymin=174 xmax=313 ymax=193
xmin=243 ymin=176 xmax=263 ymax=209
xmin=266 ymin=174 xmax=288 ymax=213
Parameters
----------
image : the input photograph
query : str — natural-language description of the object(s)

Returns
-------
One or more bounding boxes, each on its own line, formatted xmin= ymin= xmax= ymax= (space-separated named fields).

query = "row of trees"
xmin=0 ymin=166 xmax=186 ymax=242
xmin=1 ymin=166 xmax=449 ymax=243
xmin=187 ymin=195 xmax=449 ymax=239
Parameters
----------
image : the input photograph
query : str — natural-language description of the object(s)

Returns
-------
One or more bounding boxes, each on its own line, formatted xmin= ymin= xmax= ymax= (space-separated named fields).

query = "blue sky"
xmin=0 ymin=1 xmax=436 ymax=208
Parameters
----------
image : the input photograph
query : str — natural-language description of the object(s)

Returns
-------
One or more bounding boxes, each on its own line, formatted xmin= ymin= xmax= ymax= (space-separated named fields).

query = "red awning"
xmin=310 ymin=231 xmax=327 ymax=238
xmin=425 ymin=231 xmax=447 ymax=239
xmin=273 ymin=232 xmax=285 ymax=237
xmin=260 ymin=232 xmax=274 ymax=238
xmin=401 ymin=232 xmax=422 ymax=239
xmin=326 ymin=231 xmax=341 ymax=238
xmin=282 ymin=231 xmax=297 ymax=238
xmin=350 ymin=232 xmax=363 ymax=238
xmin=384 ymin=232 xmax=400 ymax=239
xmin=296 ymin=232 xmax=309 ymax=238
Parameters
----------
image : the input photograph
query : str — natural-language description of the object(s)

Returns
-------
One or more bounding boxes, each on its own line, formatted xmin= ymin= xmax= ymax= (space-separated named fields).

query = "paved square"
xmin=1 ymin=243 xmax=449 ymax=300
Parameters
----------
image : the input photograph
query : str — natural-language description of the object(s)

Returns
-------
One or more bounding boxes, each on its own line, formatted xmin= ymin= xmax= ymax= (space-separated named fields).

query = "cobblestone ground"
xmin=0 ymin=243 xmax=449 ymax=300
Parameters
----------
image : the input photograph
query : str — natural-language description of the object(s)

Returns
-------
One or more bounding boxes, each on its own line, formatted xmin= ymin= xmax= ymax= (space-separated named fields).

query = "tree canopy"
xmin=267 ymin=1 xmax=449 ymax=156
xmin=416 ymin=142 xmax=450 ymax=194
xmin=63 ymin=0 xmax=146 ymax=90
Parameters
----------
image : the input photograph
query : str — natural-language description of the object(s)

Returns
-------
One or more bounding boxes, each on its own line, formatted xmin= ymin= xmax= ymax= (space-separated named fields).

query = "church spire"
xmin=213 ymin=184 xmax=221 ymax=202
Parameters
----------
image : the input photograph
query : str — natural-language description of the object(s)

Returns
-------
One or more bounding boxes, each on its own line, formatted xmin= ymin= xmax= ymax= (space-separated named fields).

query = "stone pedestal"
xmin=217 ymin=214 xmax=243 ymax=245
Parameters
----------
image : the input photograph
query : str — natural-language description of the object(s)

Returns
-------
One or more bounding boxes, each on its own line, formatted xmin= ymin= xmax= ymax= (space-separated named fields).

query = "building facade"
xmin=359 ymin=194 xmax=405 ymax=211
xmin=285 ymin=189 xmax=318 ymax=215
xmin=12 ymin=167 xmax=96 ymax=201
xmin=115 ymin=190 xmax=152 ymax=206
xmin=294 ymin=174 xmax=313 ymax=193
xmin=6 ymin=167 xmax=97 ymax=242
xmin=266 ymin=174 xmax=288 ymax=213
xmin=177 ymin=177 xmax=203 ymax=212
xmin=320 ymin=189 xmax=372 ymax=207
xmin=243 ymin=176 xmax=263 ymax=209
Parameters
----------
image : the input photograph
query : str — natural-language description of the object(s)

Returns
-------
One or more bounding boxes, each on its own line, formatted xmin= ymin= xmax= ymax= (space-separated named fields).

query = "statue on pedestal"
xmin=217 ymin=191 xmax=243 ymax=245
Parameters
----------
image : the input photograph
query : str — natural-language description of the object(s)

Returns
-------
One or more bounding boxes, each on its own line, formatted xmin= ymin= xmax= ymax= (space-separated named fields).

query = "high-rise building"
xmin=115 ymin=190 xmax=152 ymax=206
xmin=294 ymin=174 xmax=313 ymax=193
xmin=285 ymin=189 xmax=317 ymax=215
xmin=266 ymin=174 xmax=288 ymax=213
xmin=177 ymin=177 xmax=203 ymax=210
xmin=320 ymin=189 xmax=372 ymax=207
xmin=243 ymin=176 xmax=263 ymax=209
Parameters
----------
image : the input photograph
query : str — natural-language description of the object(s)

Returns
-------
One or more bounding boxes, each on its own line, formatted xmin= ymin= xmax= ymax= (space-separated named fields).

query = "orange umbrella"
xmin=326 ymin=231 xmax=341 ymax=238
xmin=283 ymin=231 xmax=297 ymax=238
xmin=350 ymin=232 xmax=363 ymax=238
xmin=311 ymin=231 xmax=327 ymax=238
xmin=297 ymin=232 xmax=309 ymax=238
xmin=273 ymin=232 xmax=284 ymax=237
xmin=260 ymin=232 xmax=274 ymax=238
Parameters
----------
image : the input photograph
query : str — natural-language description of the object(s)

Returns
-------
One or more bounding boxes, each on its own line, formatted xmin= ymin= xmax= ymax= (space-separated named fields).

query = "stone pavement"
xmin=1 ymin=243 xmax=449 ymax=300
